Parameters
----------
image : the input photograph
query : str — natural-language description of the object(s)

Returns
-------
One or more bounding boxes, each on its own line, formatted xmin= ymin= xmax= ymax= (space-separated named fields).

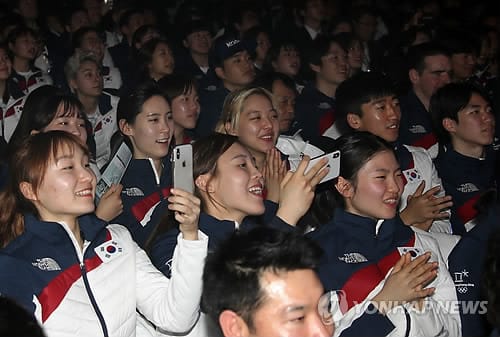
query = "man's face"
xmin=272 ymin=79 xmax=296 ymax=133
xmin=413 ymin=54 xmax=451 ymax=102
xmin=246 ymin=269 xmax=333 ymax=337
xmin=303 ymin=0 xmax=325 ymax=23
xmin=217 ymin=50 xmax=255 ymax=91
xmin=123 ymin=13 xmax=145 ymax=39
xmin=354 ymin=13 xmax=377 ymax=42
xmin=315 ymin=42 xmax=348 ymax=87
xmin=184 ymin=30 xmax=212 ymax=55
xmin=451 ymin=52 xmax=475 ymax=81
xmin=353 ymin=95 xmax=401 ymax=142
xmin=447 ymin=93 xmax=495 ymax=152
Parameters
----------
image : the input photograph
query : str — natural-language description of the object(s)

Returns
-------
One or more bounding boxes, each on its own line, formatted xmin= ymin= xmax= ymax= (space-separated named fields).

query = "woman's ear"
xmin=334 ymin=176 xmax=353 ymax=198
xmin=224 ymin=122 xmax=237 ymax=136
xmin=219 ymin=310 xmax=249 ymax=337
xmin=19 ymin=182 xmax=37 ymax=201
xmin=119 ymin=119 xmax=133 ymax=136
xmin=195 ymin=174 xmax=215 ymax=193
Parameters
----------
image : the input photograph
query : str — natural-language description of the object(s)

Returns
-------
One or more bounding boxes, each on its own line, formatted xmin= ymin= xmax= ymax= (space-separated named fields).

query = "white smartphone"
xmin=305 ymin=150 xmax=341 ymax=184
xmin=171 ymin=144 xmax=194 ymax=194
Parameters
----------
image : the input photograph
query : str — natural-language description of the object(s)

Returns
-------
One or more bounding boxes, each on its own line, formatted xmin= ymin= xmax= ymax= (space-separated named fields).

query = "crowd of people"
xmin=0 ymin=0 xmax=499 ymax=336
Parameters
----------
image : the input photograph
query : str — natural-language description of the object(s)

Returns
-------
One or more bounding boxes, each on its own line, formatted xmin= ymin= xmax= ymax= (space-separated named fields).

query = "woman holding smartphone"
xmin=113 ymin=80 xmax=200 ymax=248
xmin=145 ymin=132 xmax=328 ymax=336
xmin=0 ymin=131 xmax=207 ymax=337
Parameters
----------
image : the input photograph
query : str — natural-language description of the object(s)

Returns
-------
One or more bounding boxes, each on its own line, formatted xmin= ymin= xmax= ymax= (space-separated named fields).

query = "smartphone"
xmin=171 ymin=144 xmax=194 ymax=194
xmin=305 ymin=150 xmax=341 ymax=184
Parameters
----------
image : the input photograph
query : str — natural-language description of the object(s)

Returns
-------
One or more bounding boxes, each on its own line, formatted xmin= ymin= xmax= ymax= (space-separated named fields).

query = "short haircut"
xmin=119 ymin=8 xmax=143 ymax=29
xmin=63 ymin=6 xmax=88 ymax=27
xmin=6 ymin=24 xmax=37 ymax=58
xmin=335 ymin=71 xmax=396 ymax=134
xmin=71 ymin=26 xmax=102 ymax=53
xmin=430 ymin=82 xmax=490 ymax=144
xmin=64 ymin=50 xmax=100 ymax=83
xmin=306 ymin=36 xmax=342 ymax=68
xmin=265 ymin=38 xmax=299 ymax=71
xmin=351 ymin=5 xmax=378 ymax=22
xmin=201 ymin=227 xmax=322 ymax=330
xmin=253 ymin=71 xmax=296 ymax=94
xmin=406 ymin=42 xmax=450 ymax=74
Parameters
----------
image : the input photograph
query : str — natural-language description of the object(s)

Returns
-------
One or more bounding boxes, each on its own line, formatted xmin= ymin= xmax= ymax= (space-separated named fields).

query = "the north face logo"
xmin=409 ymin=125 xmax=427 ymax=133
xmin=225 ymin=39 xmax=240 ymax=47
xmin=457 ymin=183 xmax=479 ymax=193
xmin=32 ymin=258 xmax=61 ymax=271
xmin=338 ymin=253 xmax=368 ymax=263
xmin=123 ymin=187 xmax=144 ymax=196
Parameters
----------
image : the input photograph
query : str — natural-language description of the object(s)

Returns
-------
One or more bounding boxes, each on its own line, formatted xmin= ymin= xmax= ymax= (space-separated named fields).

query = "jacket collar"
xmin=23 ymin=213 xmax=107 ymax=244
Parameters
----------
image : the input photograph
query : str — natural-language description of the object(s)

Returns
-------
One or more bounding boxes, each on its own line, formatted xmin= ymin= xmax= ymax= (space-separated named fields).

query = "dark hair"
xmin=157 ymin=73 xmax=197 ymax=103
xmin=351 ymin=5 xmax=378 ymax=23
xmin=406 ymin=42 xmax=450 ymax=73
xmin=306 ymin=36 xmax=344 ymax=68
xmin=336 ymin=71 xmax=396 ymax=134
xmin=6 ymin=24 xmax=38 ymax=59
xmin=332 ymin=32 xmax=360 ymax=56
xmin=136 ymin=38 xmax=173 ymax=81
xmin=63 ymin=6 xmax=87 ymax=27
xmin=332 ymin=131 xmax=395 ymax=209
xmin=132 ymin=24 xmax=161 ymax=50
xmin=119 ymin=8 xmax=144 ymax=29
xmin=144 ymin=132 xmax=239 ymax=253
xmin=201 ymin=227 xmax=323 ymax=329
xmin=8 ymin=85 xmax=86 ymax=155
xmin=71 ymin=26 xmax=102 ymax=53
xmin=430 ymin=82 xmax=490 ymax=145
xmin=266 ymin=37 xmax=299 ymax=65
xmin=0 ymin=131 xmax=90 ymax=247
xmin=0 ymin=296 xmax=45 ymax=336
xmin=228 ymin=1 xmax=260 ymax=26
xmin=253 ymin=71 xmax=296 ymax=94
xmin=303 ymin=36 xmax=347 ymax=81
xmin=117 ymin=80 xmax=170 ymax=149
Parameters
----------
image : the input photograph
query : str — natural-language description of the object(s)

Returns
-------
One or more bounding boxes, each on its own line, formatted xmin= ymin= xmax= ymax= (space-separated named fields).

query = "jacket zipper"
xmin=80 ymin=261 xmax=109 ymax=337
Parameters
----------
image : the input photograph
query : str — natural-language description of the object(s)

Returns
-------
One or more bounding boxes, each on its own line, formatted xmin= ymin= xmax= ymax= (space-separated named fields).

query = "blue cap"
xmin=210 ymin=34 xmax=250 ymax=67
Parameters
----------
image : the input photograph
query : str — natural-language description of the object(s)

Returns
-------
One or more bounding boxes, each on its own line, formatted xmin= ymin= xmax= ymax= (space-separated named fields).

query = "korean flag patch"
xmin=403 ymin=168 xmax=422 ymax=183
xmin=397 ymin=247 xmax=424 ymax=260
xmin=95 ymin=240 xmax=123 ymax=263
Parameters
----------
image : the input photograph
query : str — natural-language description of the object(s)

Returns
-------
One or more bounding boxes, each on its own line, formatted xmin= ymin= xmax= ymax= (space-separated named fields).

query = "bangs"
xmin=56 ymin=99 xmax=85 ymax=119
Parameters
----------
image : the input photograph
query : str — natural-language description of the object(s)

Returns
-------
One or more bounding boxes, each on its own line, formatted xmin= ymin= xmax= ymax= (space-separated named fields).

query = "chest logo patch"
xmin=338 ymin=253 xmax=368 ymax=263
xmin=32 ymin=257 xmax=61 ymax=271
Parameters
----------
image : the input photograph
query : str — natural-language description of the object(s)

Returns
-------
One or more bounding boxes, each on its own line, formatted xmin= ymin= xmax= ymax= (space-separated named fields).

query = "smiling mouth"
xmin=156 ymin=138 xmax=169 ymax=143
xmin=75 ymin=188 xmax=93 ymax=197
xmin=248 ymin=186 xmax=263 ymax=196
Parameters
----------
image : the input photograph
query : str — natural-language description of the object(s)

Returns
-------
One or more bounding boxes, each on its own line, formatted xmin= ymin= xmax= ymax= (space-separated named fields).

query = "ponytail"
xmin=0 ymin=189 xmax=28 ymax=247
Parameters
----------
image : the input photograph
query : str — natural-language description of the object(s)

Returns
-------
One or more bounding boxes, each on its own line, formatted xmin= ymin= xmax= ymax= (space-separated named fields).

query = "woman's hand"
xmin=276 ymin=155 xmax=329 ymax=226
xmin=262 ymin=148 xmax=287 ymax=203
xmin=95 ymin=184 xmax=123 ymax=221
xmin=400 ymin=181 xmax=453 ymax=231
xmin=371 ymin=252 xmax=437 ymax=314
xmin=168 ymin=188 xmax=200 ymax=241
